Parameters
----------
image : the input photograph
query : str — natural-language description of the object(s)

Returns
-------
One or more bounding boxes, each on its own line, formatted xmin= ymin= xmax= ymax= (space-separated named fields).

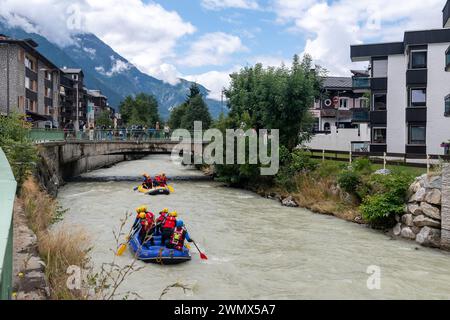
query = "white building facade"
xmin=350 ymin=2 xmax=450 ymax=156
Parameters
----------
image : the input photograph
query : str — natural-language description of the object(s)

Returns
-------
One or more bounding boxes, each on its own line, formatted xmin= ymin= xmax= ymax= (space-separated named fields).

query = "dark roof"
xmin=0 ymin=38 xmax=59 ymax=70
xmin=322 ymin=77 xmax=352 ymax=89
xmin=61 ymin=68 xmax=83 ymax=74
xmin=351 ymin=70 xmax=369 ymax=77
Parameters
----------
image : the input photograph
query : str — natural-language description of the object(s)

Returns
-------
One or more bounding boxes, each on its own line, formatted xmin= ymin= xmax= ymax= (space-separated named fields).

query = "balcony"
xmin=352 ymin=109 xmax=370 ymax=123
xmin=320 ymin=108 xmax=337 ymax=118
xmin=352 ymin=77 xmax=370 ymax=91
xmin=370 ymin=110 xmax=387 ymax=125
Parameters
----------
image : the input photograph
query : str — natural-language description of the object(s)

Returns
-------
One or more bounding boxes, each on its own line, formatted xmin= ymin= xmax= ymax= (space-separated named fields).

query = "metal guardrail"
xmin=28 ymin=129 xmax=180 ymax=143
xmin=0 ymin=148 xmax=17 ymax=300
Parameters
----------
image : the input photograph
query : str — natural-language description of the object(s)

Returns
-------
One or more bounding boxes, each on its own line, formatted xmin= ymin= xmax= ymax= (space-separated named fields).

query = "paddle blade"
xmin=199 ymin=252 xmax=208 ymax=260
xmin=116 ymin=243 xmax=127 ymax=256
xmin=167 ymin=185 xmax=174 ymax=193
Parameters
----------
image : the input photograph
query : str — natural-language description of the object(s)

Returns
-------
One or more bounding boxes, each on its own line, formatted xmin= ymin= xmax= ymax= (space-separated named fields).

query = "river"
xmin=57 ymin=154 xmax=450 ymax=300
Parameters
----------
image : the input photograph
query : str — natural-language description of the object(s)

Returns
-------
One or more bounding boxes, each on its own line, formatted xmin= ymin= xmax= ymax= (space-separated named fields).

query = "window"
xmin=72 ymin=74 xmax=78 ymax=81
xmin=45 ymin=87 xmax=52 ymax=98
xmin=25 ymin=56 xmax=35 ymax=71
xmin=45 ymin=71 xmax=52 ymax=81
xmin=408 ymin=125 xmax=426 ymax=145
xmin=372 ymin=59 xmax=388 ymax=78
xmin=25 ymin=98 xmax=31 ymax=111
xmin=339 ymin=98 xmax=349 ymax=109
xmin=446 ymin=46 xmax=450 ymax=71
xmin=372 ymin=128 xmax=387 ymax=144
xmin=373 ymin=93 xmax=387 ymax=111
xmin=360 ymin=98 xmax=369 ymax=109
xmin=324 ymin=122 xmax=331 ymax=131
xmin=445 ymin=95 xmax=450 ymax=116
xmin=410 ymin=51 xmax=427 ymax=69
xmin=25 ymin=77 xmax=31 ymax=89
xmin=410 ymin=88 xmax=426 ymax=107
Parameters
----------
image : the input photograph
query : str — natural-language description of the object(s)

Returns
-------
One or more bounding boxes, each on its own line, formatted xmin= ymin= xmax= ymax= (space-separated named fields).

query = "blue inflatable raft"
xmin=129 ymin=230 xmax=191 ymax=265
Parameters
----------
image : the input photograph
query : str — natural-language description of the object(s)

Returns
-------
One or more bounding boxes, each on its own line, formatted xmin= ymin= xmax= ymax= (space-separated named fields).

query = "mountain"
xmin=0 ymin=21 xmax=225 ymax=119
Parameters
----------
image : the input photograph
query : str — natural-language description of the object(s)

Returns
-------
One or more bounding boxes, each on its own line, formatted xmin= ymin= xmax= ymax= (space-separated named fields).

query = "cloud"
xmin=0 ymin=0 xmax=195 ymax=83
xmin=185 ymin=66 xmax=241 ymax=100
xmin=201 ymin=0 xmax=259 ymax=10
xmin=272 ymin=0 xmax=444 ymax=75
xmin=95 ymin=56 xmax=132 ymax=77
xmin=180 ymin=32 xmax=247 ymax=67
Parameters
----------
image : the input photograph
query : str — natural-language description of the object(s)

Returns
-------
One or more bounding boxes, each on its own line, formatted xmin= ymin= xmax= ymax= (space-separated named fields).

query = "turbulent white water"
xmin=57 ymin=155 xmax=450 ymax=300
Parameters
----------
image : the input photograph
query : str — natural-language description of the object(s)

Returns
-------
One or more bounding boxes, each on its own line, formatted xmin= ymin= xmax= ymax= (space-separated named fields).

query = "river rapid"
xmin=57 ymin=155 xmax=450 ymax=300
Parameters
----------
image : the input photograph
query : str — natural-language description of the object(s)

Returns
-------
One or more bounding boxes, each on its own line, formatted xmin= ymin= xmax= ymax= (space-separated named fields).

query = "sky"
xmin=0 ymin=0 xmax=446 ymax=100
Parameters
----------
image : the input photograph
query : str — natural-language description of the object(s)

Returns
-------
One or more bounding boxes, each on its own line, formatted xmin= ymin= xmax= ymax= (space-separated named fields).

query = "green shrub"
xmin=290 ymin=150 xmax=317 ymax=173
xmin=0 ymin=114 xmax=37 ymax=189
xmin=360 ymin=193 xmax=404 ymax=228
xmin=360 ymin=172 xmax=414 ymax=228
xmin=337 ymin=170 xmax=362 ymax=194
xmin=314 ymin=161 xmax=346 ymax=178
xmin=353 ymin=157 xmax=373 ymax=174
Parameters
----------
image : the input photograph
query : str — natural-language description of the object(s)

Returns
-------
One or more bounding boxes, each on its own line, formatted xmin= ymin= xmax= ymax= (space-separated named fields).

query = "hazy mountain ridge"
xmin=0 ymin=21 xmax=224 ymax=119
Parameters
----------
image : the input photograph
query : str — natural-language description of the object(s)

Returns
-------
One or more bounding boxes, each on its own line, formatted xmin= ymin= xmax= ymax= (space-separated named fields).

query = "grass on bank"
xmin=20 ymin=178 xmax=91 ymax=300
xmin=263 ymin=151 xmax=427 ymax=227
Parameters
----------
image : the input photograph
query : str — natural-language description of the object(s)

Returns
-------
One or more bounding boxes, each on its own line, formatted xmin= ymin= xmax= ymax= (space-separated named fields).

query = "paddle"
xmin=116 ymin=223 xmax=140 ymax=256
xmin=192 ymin=240 xmax=208 ymax=260
xmin=167 ymin=185 xmax=175 ymax=193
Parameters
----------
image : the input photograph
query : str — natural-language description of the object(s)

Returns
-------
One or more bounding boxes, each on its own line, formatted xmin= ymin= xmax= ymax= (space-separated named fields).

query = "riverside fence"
xmin=304 ymin=148 xmax=450 ymax=172
xmin=0 ymin=148 xmax=16 ymax=300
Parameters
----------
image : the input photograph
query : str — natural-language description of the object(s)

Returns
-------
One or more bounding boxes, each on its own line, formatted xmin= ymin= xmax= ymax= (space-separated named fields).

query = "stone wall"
xmin=393 ymin=173 xmax=443 ymax=248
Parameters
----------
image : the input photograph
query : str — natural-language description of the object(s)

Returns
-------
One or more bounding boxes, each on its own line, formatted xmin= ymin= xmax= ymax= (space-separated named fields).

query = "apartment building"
xmin=0 ymin=34 xmax=60 ymax=127
xmin=86 ymin=89 xmax=109 ymax=127
xmin=306 ymin=75 xmax=371 ymax=152
xmin=59 ymin=68 xmax=87 ymax=129
xmin=311 ymin=75 xmax=370 ymax=132
xmin=350 ymin=1 xmax=450 ymax=156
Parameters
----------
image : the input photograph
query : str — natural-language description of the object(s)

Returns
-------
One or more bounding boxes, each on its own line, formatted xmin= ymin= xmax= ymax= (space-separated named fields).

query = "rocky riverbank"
xmin=393 ymin=174 xmax=443 ymax=248
xmin=12 ymin=199 xmax=49 ymax=300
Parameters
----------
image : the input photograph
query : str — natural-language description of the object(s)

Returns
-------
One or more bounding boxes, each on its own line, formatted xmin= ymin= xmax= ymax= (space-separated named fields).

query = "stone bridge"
xmin=36 ymin=140 xmax=206 ymax=196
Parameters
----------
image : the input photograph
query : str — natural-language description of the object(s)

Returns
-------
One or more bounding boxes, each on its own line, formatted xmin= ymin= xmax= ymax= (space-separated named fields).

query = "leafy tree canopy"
xmin=168 ymin=84 xmax=212 ymax=131
xmin=119 ymin=93 xmax=160 ymax=127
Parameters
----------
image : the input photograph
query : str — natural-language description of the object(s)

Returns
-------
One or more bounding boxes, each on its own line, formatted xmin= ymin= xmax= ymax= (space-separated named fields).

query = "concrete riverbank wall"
xmin=36 ymin=142 xmax=133 ymax=196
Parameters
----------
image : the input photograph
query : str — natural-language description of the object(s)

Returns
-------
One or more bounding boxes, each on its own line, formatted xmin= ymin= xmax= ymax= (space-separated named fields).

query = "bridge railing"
xmin=0 ymin=148 xmax=17 ymax=300
xmin=28 ymin=129 xmax=205 ymax=143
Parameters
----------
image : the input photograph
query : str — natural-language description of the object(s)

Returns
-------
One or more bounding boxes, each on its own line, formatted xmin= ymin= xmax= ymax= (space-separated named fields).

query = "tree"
xmin=0 ymin=113 xmax=37 ymax=189
xmin=119 ymin=93 xmax=160 ymax=127
xmin=95 ymin=110 xmax=113 ymax=128
xmin=214 ymin=54 xmax=324 ymax=184
xmin=168 ymin=83 xmax=212 ymax=130
xmin=168 ymin=103 xmax=188 ymax=129
xmin=224 ymin=54 xmax=322 ymax=151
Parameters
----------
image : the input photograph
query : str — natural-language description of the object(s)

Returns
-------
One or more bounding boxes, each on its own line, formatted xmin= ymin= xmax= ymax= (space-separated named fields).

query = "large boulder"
xmin=424 ymin=175 xmax=442 ymax=190
xmin=416 ymin=227 xmax=441 ymax=248
xmin=408 ymin=181 xmax=422 ymax=197
xmin=401 ymin=227 xmax=416 ymax=240
xmin=425 ymin=189 xmax=442 ymax=205
xmin=413 ymin=215 xmax=441 ymax=228
xmin=409 ymin=187 xmax=426 ymax=203
xmin=393 ymin=223 xmax=402 ymax=236
xmin=281 ymin=196 xmax=299 ymax=208
xmin=420 ymin=202 xmax=441 ymax=220
xmin=407 ymin=203 xmax=423 ymax=216
xmin=401 ymin=214 xmax=414 ymax=227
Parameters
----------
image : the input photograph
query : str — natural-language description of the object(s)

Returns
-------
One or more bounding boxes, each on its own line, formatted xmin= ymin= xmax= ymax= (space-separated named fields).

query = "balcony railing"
xmin=352 ymin=77 xmax=370 ymax=89
xmin=352 ymin=109 xmax=370 ymax=122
